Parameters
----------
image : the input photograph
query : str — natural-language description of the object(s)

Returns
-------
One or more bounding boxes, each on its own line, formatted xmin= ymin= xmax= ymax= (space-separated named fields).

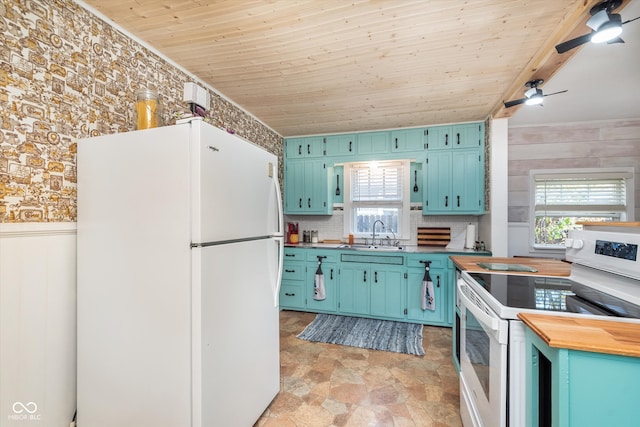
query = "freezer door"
xmin=191 ymin=238 xmax=280 ymax=426
xmin=190 ymin=121 xmax=282 ymax=243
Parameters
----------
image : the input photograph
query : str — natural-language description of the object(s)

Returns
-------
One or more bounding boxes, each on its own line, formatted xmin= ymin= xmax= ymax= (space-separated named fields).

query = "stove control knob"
xmin=572 ymin=239 xmax=584 ymax=249
xmin=565 ymin=238 xmax=574 ymax=248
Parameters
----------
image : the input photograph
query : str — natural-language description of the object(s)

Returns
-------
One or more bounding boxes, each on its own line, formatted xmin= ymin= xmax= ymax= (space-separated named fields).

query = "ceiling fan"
xmin=503 ymin=79 xmax=568 ymax=108
xmin=555 ymin=0 xmax=640 ymax=54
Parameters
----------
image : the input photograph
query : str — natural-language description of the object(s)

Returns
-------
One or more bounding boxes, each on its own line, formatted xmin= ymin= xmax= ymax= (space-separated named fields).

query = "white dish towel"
xmin=313 ymin=261 xmax=326 ymax=301
xmin=421 ymin=265 xmax=435 ymax=311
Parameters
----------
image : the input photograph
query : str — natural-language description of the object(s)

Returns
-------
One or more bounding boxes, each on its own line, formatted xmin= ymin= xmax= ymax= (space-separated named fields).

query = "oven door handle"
xmin=457 ymin=280 xmax=508 ymax=344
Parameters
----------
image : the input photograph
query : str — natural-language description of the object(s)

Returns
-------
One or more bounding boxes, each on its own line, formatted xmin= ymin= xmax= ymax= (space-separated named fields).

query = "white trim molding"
xmin=0 ymin=222 xmax=77 ymax=238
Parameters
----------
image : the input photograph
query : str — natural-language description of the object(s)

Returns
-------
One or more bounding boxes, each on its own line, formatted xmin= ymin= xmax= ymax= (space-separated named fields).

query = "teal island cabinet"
xmin=520 ymin=313 xmax=640 ymax=427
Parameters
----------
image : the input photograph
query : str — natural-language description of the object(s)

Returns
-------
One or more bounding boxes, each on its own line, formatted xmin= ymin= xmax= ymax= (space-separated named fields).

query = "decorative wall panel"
xmin=0 ymin=0 xmax=283 ymax=223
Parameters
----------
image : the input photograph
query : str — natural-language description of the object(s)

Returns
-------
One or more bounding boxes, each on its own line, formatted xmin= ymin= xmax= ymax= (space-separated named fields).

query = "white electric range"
xmin=455 ymin=226 xmax=640 ymax=427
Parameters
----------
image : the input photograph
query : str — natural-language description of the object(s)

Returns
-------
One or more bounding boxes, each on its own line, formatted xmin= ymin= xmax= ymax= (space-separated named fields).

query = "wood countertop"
xmin=518 ymin=313 xmax=640 ymax=358
xmin=449 ymin=256 xmax=571 ymax=277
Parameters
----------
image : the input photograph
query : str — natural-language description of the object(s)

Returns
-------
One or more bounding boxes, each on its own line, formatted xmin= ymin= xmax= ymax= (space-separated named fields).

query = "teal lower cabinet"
xmin=305 ymin=251 xmax=338 ymax=313
xmin=337 ymin=264 xmax=371 ymax=316
xmin=280 ymin=248 xmax=477 ymax=326
xmin=337 ymin=253 xmax=406 ymax=319
xmin=406 ymin=255 xmax=448 ymax=326
xmin=525 ymin=328 xmax=640 ymax=427
xmin=279 ymin=247 xmax=307 ymax=310
xmin=369 ymin=266 xmax=406 ymax=320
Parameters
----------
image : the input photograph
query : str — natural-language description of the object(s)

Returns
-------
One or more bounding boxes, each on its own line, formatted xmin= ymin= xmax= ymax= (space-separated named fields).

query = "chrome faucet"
xmin=371 ymin=220 xmax=384 ymax=246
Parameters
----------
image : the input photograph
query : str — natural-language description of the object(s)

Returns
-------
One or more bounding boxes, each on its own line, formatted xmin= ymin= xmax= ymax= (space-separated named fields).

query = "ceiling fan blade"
xmin=555 ymin=33 xmax=593 ymax=54
xmin=503 ymin=98 xmax=527 ymax=108
xmin=607 ymin=36 xmax=624 ymax=44
xmin=542 ymin=90 xmax=568 ymax=98
xmin=622 ymin=16 xmax=640 ymax=25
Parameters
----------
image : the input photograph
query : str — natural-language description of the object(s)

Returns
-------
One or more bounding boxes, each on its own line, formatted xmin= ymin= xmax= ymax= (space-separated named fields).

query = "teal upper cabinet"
xmin=325 ymin=134 xmax=355 ymax=157
xmin=391 ymin=128 xmax=426 ymax=152
xmin=423 ymin=149 xmax=484 ymax=214
xmin=356 ymin=131 xmax=390 ymax=155
xmin=426 ymin=123 xmax=484 ymax=150
xmin=285 ymin=136 xmax=325 ymax=159
xmin=284 ymin=159 xmax=331 ymax=214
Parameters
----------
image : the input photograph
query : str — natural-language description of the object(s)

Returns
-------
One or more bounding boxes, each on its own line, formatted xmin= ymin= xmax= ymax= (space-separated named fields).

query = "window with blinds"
xmin=531 ymin=169 xmax=633 ymax=248
xmin=343 ymin=160 xmax=410 ymax=239
xmin=351 ymin=162 xmax=403 ymax=202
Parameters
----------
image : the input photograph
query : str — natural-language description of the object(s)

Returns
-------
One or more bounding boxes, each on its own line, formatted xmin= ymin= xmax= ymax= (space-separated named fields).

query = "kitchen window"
xmin=530 ymin=167 xmax=634 ymax=249
xmin=343 ymin=160 xmax=410 ymax=241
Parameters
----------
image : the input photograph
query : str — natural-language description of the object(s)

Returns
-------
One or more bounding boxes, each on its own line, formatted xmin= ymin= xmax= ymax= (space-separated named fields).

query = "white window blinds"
xmin=351 ymin=162 xmax=403 ymax=202
xmin=535 ymin=174 xmax=628 ymax=212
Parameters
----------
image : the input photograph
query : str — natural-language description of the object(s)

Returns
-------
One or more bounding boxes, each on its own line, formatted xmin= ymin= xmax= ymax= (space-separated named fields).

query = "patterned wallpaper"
xmin=0 ymin=0 xmax=283 ymax=223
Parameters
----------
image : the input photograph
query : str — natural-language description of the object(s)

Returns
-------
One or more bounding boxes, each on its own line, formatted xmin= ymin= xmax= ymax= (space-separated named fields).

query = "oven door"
xmin=457 ymin=278 xmax=508 ymax=427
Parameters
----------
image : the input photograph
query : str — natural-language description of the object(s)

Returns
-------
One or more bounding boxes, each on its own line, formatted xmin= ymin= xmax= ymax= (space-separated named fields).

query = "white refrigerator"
xmin=77 ymin=118 xmax=283 ymax=426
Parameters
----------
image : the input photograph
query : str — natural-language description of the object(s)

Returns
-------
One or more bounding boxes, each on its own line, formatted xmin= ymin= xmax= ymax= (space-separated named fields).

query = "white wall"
xmin=507 ymin=118 xmax=640 ymax=257
xmin=0 ymin=223 xmax=77 ymax=426
xmin=479 ymin=118 xmax=509 ymax=256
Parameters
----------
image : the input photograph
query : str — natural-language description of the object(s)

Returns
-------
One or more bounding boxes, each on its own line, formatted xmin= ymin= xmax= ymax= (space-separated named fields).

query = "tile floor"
xmin=255 ymin=310 xmax=462 ymax=427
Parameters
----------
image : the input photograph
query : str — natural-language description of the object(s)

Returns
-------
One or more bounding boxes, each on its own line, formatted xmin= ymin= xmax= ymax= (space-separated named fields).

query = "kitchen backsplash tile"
xmin=285 ymin=210 xmax=478 ymax=246
xmin=0 ymin=0 xmax=282 ymax=223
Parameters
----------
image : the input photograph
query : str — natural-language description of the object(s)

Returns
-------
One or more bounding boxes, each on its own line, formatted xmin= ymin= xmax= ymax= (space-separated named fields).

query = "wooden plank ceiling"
xmin=82 ymin=0 xmax=622 ymax=137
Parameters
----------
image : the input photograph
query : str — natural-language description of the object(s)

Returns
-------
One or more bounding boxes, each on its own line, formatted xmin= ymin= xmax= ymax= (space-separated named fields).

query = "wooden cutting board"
xmin=417 ymin=227 xmax=451 ymax=246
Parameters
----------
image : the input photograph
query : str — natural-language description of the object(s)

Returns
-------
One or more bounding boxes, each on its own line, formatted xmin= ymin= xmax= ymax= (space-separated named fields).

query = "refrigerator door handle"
xmin=273 ymin=174 xmax=284 ymax=307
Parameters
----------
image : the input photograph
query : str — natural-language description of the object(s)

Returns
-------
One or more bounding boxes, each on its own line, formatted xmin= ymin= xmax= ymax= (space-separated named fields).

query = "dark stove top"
xmin=467 ymin=272 xmax=640 ymax=318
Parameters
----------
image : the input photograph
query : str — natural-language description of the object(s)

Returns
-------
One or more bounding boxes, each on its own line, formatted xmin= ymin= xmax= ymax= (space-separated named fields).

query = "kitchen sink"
xmin=337 ymin=243 xmax=405 ymax=252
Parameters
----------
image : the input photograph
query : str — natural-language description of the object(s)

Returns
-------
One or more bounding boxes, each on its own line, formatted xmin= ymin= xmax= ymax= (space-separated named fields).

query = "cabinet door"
xmin=356 ymin=132 xmax=390 ymax=155
xmin=406 ymin=268 xmax=446 ymax=325
xmin=306 ymin=262 xmax=338 ymax=312
xmin=370 ymin=267 xmax=406 ymax=319
xmin=338 ymin=265 xmax=370 ymax=315
xmin=452 ymin=149 xmax=483 ymax=213
xmin=285 ymin=136 xmax=324 ymax=159
xmin=285 ymin=138 xmax=305 ymax=159
xmin=284 ymin=160 xmax=305 ymax=213
xmin=306 ymin=159 xmax=329 ymax=213
xmin=303 ymin=136 xmax=325 ymax=157
xmin=391 ymin=128 xmax=426 ymax=152
xmin=453 ymin=123 xmax=484 ymax=149
xmin=425 ymin=126 xmax=452 ymax=150
xmin=423 ymin=151 xmax=452 ymax=213
xmin=325 ymin=134 xmax=355 ymax=157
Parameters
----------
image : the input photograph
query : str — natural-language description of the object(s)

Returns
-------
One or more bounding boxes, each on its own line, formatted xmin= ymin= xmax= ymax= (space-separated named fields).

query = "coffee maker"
xmin=287 ymin=222 xmax=299 ymax=244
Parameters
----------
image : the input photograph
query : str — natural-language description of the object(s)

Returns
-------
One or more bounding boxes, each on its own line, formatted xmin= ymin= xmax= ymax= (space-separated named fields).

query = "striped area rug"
xmin=296 ymin=314 xmax=424 ymax=356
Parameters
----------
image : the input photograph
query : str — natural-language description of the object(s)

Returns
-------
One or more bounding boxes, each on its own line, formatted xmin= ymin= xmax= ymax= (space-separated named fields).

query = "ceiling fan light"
xmin=591 ymin=21 xmax=623 ymax=43
xmin=525 ymin=95 xmax=544 ymax=106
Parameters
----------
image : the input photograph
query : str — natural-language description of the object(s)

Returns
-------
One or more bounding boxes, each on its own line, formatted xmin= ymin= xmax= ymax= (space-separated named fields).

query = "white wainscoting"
xmin=0 ymin=222 xmax=77 ymax=426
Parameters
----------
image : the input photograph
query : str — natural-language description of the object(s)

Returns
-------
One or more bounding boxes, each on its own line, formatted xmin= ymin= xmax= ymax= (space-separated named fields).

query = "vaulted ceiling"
xmin=81 ymin=0 xmax=635 ymax=136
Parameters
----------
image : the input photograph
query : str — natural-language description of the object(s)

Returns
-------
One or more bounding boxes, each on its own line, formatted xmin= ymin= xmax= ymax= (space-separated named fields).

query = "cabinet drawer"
xmin=280 ymin=283 xmax=305 ymax=308
xmin=284 ymin=248 xmax=305 ymax=261
xmin=306 ymin=252 xmax=338 ymax=263
xmin=282 ymin=262 xmax=305 ymax=280
xmin=406 ymin=256 xmax=446 ymax=269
